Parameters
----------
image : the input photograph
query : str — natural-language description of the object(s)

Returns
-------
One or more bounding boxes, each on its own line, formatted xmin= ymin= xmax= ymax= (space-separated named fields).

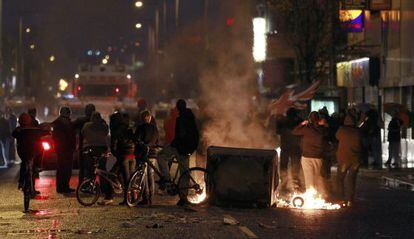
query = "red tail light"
xmin=42 ymin=142 xmax=51 ymax=151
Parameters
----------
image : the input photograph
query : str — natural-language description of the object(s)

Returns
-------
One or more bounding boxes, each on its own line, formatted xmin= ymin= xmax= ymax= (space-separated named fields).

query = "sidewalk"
xmin=373 ymin=140 xmax=414 ymax=168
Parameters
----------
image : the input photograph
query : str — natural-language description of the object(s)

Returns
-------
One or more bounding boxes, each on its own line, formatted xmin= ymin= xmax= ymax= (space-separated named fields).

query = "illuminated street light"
xmin=135 ymin=1 xmax=143 ymax=8
xmin=59 ymin=79 xmax=69 ymax=91
xmin=25 ymin=27 xmax=31 ymax=33
xmin=126 ymin=74 xmax=132 ymax=79
xmin=105 ymin=55 xmax=110 ymax=60
xmin=29 ymin=44 xmax=35 ymax=50
xmin=75 ymin=74 xmax=80 ymax=79
xmin=49 ymin=55 xmax=56 ymax=62
xmin=252 ymin=17 xmax=267 ymax=62
xmin=102 ymin=58 xmax=108 ymax=64
xmin=135 ymin=23 xmax=142 ymax=29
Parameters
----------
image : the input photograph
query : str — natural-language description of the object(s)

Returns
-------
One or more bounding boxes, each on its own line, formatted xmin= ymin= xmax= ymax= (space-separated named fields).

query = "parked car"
xmin=39 ymin=134 xmax=79 ymax=171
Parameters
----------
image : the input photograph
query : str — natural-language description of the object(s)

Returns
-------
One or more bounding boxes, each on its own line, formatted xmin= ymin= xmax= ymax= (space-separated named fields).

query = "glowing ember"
xmin=188 ymin=190 xmax=207 ymax=204
xmin=277 ymin=187 xmax=341 ymax=210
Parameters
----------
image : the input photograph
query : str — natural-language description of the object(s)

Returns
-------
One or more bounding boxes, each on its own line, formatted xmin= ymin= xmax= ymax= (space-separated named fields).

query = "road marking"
xmin=239 ymin=226 xmax=259 ymax=238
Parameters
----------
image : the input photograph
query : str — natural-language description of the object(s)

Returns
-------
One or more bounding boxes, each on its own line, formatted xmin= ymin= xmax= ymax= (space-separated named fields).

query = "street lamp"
xmin=135 ymin=1 xmax=143 ymax=8
xmin=29 ymin=44 xmax=35 ymax=50
xmin=25 ymin=27 xmax=31 ymax=33
xmin=102 ymin=58 xmax=108 ymax=64
xmin=49 ymin=55 xmax=55 ymax=62
xmin=135 ymin=23 xmax=142 ymax=29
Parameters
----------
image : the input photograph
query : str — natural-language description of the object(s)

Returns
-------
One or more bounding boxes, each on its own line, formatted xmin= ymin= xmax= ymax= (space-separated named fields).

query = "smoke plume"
xmin=198 ymin=0 xmax=276 ymax=149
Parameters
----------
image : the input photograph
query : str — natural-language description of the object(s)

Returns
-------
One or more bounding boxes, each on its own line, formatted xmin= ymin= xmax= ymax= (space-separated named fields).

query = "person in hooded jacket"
xmin=12 ymin=113 xmax=49 ymax=212
xmin=157 ymin=99 xmax=199 ymax=205
xmin=52 ymin=107 xmax=76 ymax=193
xmin=81 ymin=112 xmax=112 ymax=205
xmin=335 ymin=114 xmax=362 ymax=206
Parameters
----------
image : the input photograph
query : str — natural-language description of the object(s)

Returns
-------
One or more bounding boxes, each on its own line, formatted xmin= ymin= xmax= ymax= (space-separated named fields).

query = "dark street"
xmin=0 ymin=166 xmax=413 ymax=239
xmin=2 ymin=0 xmax=414 ymax=238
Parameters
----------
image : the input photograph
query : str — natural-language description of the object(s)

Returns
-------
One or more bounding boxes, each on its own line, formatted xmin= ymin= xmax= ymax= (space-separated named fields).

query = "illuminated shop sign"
xmin=339 ymin=10 xmax=364 ymax=32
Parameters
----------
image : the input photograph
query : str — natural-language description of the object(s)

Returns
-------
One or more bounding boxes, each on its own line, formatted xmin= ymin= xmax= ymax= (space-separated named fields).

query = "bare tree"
xmin=268 ymin=0 xmax=345 ymax=84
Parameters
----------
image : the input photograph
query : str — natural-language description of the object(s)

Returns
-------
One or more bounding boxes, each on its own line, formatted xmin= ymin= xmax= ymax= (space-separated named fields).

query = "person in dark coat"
xmin=134 ymin=110 xmax=159 ymax=205
xmin=81 ymin=112 xmax=112 ymax=205
xmin=52 ymin=107 xmax=76 ymax=193
xmin=335 ymin=114 xmax=362 ymax=206
xmin=113 ymin=113 xmax=136 ymax=205
xmin=12 ymin=113 xmax=49 ymax=212
xmin=73 ymin=104 xmax=95 ymax=185
xmin=157 ymin=99 xmax=199 ymax=205
xmin=292 ymin=111 xmax=329 ymax=199
xmin=385 ymin=114 xmax=402 ymax=167
xmin=276 ymin=108 xmax=303 ymax=195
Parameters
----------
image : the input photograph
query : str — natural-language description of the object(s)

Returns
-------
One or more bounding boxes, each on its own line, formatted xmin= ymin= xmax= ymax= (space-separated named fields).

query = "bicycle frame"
xmin=146 ymin=156 xmax=185 ymax=184
xmin=94 ymin=168 xmax=122 ymax=192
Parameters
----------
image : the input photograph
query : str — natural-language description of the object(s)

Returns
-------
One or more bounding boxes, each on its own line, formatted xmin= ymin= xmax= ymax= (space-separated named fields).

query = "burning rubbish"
xmin=277 ymin=187 xmax=342 ymax=210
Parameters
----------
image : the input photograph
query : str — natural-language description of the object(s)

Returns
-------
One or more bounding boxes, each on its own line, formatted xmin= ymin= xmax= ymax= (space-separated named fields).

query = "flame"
xmin=188 ymin=190 xmax=207 ymax=204
xmin=277 ymin=187 xmax=341 ymax=210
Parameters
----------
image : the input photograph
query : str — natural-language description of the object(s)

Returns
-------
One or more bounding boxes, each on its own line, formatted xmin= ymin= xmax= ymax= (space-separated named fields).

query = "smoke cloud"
xmin=198 ymin=0 xmax=277 ymax=150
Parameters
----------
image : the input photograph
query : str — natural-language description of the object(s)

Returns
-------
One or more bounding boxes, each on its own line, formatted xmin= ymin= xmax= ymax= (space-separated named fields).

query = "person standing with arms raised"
xmin=292 ymin=111 xmax=329 ymax=199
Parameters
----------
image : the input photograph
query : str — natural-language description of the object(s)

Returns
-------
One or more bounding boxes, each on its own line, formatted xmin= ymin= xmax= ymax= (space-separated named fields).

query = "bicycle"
xmin=76 ymin=148 xmax=123 ymax=206
xmin=126 ymin=146 xmax=209 ymax=207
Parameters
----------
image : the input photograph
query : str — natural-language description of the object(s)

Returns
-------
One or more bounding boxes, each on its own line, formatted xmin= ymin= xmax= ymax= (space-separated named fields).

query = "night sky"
xmin=3 ymin=0 xmax=207 ymax=79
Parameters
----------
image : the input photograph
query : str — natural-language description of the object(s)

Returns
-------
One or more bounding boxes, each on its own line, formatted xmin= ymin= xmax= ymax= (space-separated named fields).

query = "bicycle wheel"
xmin=126 ymin=169 xmax=146 ymax=207
xmin=177 ymin=167 xmax=209 ymax=205
xmin=76 ymin=178 xmax=100 ymax=206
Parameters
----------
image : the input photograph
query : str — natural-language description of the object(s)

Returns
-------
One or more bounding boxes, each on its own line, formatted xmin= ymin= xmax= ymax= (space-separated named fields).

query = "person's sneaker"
xmin=98 ymin=199 xmax=114 ymax=206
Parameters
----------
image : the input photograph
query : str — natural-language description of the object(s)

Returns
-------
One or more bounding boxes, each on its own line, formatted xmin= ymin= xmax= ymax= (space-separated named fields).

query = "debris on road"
xmin=258 ymin=222 xmax=276 ymax=229
xmin=146 ymin=223 xmax=164 ymax=229
xmin=239 ymin=226 xmax=259 ymax=239
xmin=223 ymin=214 xmax=239 ymax=226
xmin=121 ymin=222 xmax=136 ymax=228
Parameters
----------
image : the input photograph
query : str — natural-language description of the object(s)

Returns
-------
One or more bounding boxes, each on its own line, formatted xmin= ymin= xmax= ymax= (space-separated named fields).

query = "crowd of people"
xmin=0 ymin=99 xmax=406 ymax=211
xmin=276 ymin=106 xmax=403 ymax=206
xmin=4 ymin=99 xmax=199 ymax=212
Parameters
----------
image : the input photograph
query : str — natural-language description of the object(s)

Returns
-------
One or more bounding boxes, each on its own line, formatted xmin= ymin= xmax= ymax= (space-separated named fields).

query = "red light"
xmin=42 ymin=142 xmax=51 ymax=151
xmin=77 ymin=85 xmax=81 ymax=91
xmin=226 ymin=18 xmax=234 ymax=26
xmin=115 ymin=87 xmax=120 ymax=93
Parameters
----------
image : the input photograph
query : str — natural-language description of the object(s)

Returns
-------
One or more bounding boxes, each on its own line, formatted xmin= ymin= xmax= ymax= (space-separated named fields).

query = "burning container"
xmin=206 ymin=146 xmax=278 ymax=208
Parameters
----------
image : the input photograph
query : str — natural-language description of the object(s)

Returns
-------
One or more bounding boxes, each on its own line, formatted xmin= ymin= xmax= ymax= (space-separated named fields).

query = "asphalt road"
xmin=0 ymin=165 xmax=413 ymax=239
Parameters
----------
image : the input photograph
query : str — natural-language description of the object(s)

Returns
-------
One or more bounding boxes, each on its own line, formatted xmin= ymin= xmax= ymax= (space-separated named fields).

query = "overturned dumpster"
xmin=206 ymin=146 xmax=278 ymax=208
